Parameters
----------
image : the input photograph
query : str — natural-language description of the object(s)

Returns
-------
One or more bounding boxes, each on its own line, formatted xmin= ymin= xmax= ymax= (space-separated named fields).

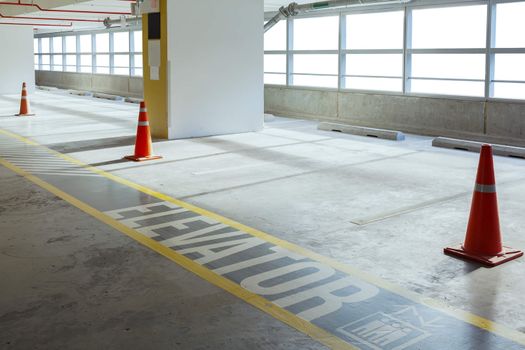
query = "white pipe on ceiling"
xmin=264 ymin=0 xmax=412 ymax=32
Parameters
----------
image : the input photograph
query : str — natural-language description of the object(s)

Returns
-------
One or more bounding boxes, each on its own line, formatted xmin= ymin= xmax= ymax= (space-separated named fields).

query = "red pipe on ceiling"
xmin=0 ymin=21 xmax=72 ymax=26
xmin=0 ymin=12 xmax=103 ymax=22
xmin=0 ymin=1 xmax=132 ymax=15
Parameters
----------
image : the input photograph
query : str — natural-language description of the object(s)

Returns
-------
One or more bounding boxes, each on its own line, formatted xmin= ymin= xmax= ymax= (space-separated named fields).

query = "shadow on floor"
xmin=90 ymin=158 xmax=131 ymax=167
xmin=0 ymin=95 xmax=136 ymax=128
xmin=47 ymin=135 xmax=137 ymax=154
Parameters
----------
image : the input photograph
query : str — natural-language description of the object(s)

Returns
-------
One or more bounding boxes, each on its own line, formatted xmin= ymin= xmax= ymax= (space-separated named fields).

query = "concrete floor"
xmin=1 ymin=90 xmax=525 ymax=348
xmin=0 ymin=166 xmax=326 ymax=350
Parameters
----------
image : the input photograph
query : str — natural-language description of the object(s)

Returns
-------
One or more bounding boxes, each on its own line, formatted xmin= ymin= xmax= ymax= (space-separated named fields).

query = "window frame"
xmin=34 ymin=27 xmax=143 ymax=77
xmin=343 ymin=9 xmax=405 ymax=92
xmin=263 ymin=0 xmax=525 ymax=102
xmin=490 ymin=0 xmax=525 ymax=100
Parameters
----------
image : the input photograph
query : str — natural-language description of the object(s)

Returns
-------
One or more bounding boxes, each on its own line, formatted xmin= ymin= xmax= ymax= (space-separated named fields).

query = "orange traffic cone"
xmin=15 ymin=82 xmax=35 ymax=117
xmin=125 ymin=101 xmax=162 ymax=162
xmin=444 ymin=144 xmax=522 ymax=267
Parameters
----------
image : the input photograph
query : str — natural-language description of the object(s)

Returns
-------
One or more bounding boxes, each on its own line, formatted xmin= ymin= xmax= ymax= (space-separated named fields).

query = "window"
xmin=412 ymin=6 xmax=486 ymax=49
xmin=293 ymin=16 xmax=338 ymax=51
xmin=52 ymin=37 xmax=62 ymax=53
xmin=40 ymin=38 xmax=50 ymax=70
xmin=79 ymin=35 xmax=92 ymax=53
xmin=80 ymin=54 xmax=93 ymax=73
xmin=114 ymin=54 xmax=130 ymax=75
xmin=264 ymin=20 xmax=286 ymax=85
xmin=409 ymin=5 xmax=487 ymax=97
xmin=256 ymin=1 xmax=525 ymax=100
xmin=345 ymin=11 xmax=404 ymax=92
xmin=95 ymin=33 xmax=110 ymax=74
xmin=492 ymin=2 xmax=525 ymax=99
xmin=264 ymin=54 xmax=286 ymax=85
xmin=65 ymin=36 xmax=76 ymax=53
xmin=113 ymin=31 xmax=129 ymax=53
xmin=96 ymin=54 xmax=110 ymax=74
xmin=292 ymin=16 xmax=339 ymax=88
xmin=132 ymin=31 xmax=143 ymax=76
xmin=79 ymin=35 xmax=93 ymax=73
xmin=95 ymin=33 xmax=109 ymax=53
xmin=133 ymin=31 xmax=143 ymax=52
xmin=35 ymin=29 xmax=142 ymax=76
xmin=34 ymin=38 xmax=39 ymax=70
xmin=52 ymin=55 xmax=63 ymax=71
xmin=51 ymin=37 xmax=63 ymax=71
xmin=495 ymin=2 xmax=525 ymax=48
xmin=346 ymin=11 xmax=403 ymax=50
xmin=264 ymin=20 xmax=286 ymax=51
xmin=133 ymin=54 xmax=143 ymax=77
xmin=41 ymin=54 xmax=50 ymax=71
xmin=41 ymin=38 xmax=50 ymax=53
xmin=294 ymin=54 xmax=338 ymax=76
xmin=65 ymin=55 xmax=77 ymax=72
xmin=63 ymin=36 xmax=77 ymax=72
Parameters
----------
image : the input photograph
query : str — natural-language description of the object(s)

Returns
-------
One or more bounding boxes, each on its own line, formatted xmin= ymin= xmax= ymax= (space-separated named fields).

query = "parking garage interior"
xmin=1 ymin=1 xmax=525 ymax=349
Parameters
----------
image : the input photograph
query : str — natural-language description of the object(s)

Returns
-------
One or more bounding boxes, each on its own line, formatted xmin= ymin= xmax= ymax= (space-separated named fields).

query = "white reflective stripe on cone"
xmin=21 ymin=96 xmax=27 ymax=100
xmin=140 ymin=108 xmax=147 ymax=113
xmin=475 ymin=184 xmax=497 ymax=193
xmin=138 ymin=121 xmax=149 ymax=126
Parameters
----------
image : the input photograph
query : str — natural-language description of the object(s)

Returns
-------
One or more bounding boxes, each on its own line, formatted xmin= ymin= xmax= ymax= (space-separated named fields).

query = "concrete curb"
xmin=433 ymin=137 xmax=525 ymax=159
xmin=125 ymin=97 xmax=142 ymax=104
xmin=93 ymin=92 xmax=125 ymax=102
xmin=68 ymin=90 xmax=94 ymax=97
xmin=318 ymin=122 xmax=405 ymax=141
xmin=36 ymin=85 xmax=59 ymax=91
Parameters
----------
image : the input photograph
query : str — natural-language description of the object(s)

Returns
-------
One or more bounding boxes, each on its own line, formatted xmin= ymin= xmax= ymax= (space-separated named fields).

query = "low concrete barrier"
xmin=318 ymin=122 xmax=405 ymax=141
xmin=433 ymin=137 xmax=525 ymax=159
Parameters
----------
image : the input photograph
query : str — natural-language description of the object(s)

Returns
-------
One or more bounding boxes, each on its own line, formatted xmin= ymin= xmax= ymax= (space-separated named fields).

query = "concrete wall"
xmin=0 ymin=26 xmax=35 ymax=94
xmin=166 ymin=0 xmax=264 ymax=139
xmin=265 ymin=86 xmax=525 ymax=147
xmin=35 ymin=71 xmax=143 ymax=98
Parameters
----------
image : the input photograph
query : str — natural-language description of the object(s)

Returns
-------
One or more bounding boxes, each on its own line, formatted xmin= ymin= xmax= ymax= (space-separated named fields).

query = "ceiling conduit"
xmin=0 ymin=11 xmax=103 ymax=22
xmin=264 ymin=0 xmax=412 ymax=33
xmin=0 ymin=21 xmax=71 ymax=26
xmin=0 ymin=0 xmax=132 ymax=15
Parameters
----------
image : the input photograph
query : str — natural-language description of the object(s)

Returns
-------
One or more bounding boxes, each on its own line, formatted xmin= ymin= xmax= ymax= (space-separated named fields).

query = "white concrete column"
xmin=0 ymin=26 xmax=35 ymax=94
xmin=166 ymin=0 xmax=264 ymax=139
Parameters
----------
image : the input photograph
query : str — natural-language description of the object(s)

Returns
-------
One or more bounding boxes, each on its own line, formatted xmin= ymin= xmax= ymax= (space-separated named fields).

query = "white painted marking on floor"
xmin=118 ymin=208 xmax=189 ymax=229
xmin=105 ymin=202 xmax=181 ymax=219
xmin=192 ymin=164 xmax=264 ymax=176
xmin=240 ymin=261 xmax=336 ymax=295
xmin=274 ymin=276 xmax=379 ymax=322
xmin=213 ymin=246 xmax=304 ymax=275
xmin=158 ymin=223 xmax=229 ymax=245
xmin=108 ymin=200 xmax=380 ymax=323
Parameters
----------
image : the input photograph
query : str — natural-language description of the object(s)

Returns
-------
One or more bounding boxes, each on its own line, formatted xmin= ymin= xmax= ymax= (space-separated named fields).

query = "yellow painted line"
xmin=0 ymin=155 xmax=355 ymax=350
xmin=1 ymin=127 xmax=525 ymax=346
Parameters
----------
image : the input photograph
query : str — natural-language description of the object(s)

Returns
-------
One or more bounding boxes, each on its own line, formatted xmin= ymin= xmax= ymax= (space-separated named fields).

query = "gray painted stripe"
xmin=475 ymin=183 xmax=497 ymax=193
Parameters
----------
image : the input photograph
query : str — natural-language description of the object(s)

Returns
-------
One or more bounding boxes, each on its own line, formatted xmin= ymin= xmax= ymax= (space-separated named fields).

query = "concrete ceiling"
xmin=0 ymin=0 xmax=311 ymax=32
xmin=0 ymin=0 xmax=132 ymax=31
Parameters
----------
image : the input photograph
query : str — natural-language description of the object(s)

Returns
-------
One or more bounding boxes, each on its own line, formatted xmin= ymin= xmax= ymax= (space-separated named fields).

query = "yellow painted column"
xmin=142 ymin=0 xmax=168 ymax=139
